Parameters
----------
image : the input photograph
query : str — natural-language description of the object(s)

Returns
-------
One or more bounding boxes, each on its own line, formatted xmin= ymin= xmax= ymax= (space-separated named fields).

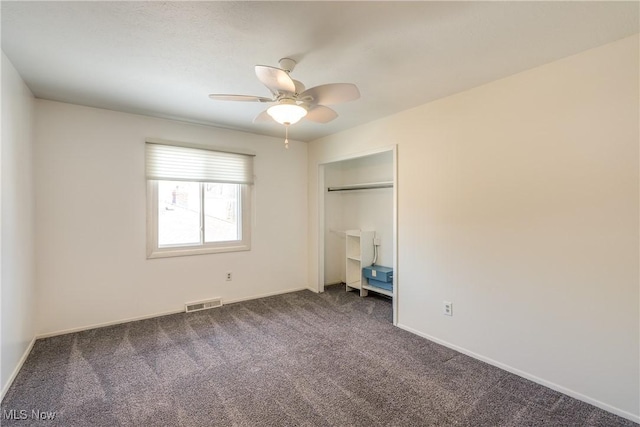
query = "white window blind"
xmin=146 ymin=143 xmax=254 ymax=184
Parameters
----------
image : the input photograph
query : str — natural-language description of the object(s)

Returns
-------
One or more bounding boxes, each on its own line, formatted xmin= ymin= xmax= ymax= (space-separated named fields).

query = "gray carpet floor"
xmin=1 ymin=285 xmax=636 ymax=426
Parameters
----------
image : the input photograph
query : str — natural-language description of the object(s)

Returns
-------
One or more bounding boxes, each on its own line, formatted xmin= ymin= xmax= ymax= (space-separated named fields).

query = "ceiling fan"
xmin=209 ymin=58 xmax=360 ymax=148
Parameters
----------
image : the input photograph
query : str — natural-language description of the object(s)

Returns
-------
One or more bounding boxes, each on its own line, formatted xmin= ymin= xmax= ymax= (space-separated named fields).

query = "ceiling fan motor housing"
xmin=278 ymin=58 xmax=297 ymax=73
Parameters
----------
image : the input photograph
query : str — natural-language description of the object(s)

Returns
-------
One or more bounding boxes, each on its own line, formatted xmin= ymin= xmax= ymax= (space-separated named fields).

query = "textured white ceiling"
xmin=2 ymin=1 xmax=638 ymax=142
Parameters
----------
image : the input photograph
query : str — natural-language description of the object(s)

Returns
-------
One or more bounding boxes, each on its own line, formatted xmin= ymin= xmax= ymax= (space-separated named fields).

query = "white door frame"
xmin=317 ymin=144 xmax=399 ymax=325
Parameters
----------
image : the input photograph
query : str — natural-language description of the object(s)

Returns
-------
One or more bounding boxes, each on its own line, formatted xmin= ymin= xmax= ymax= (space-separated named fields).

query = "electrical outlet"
xmin=226 ymin=272 xmax=232 ymax=281
xmin=443 ymin=301 xmax=453 ymax=316
xmin=374 ymin=237 xmax=381 ymax=246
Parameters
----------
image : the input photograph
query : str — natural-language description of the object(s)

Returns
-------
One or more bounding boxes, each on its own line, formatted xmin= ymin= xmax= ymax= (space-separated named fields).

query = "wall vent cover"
xmin=185 ymin=298 xmax=222 ymax=313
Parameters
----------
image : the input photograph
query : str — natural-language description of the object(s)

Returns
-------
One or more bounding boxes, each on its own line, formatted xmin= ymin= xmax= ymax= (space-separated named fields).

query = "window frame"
xmin=146 ymin=180 xmax=251 ymax=259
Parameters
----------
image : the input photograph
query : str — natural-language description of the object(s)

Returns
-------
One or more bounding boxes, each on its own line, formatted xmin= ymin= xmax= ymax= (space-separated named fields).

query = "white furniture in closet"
xmin=345 ymin=229 xmax=375 ymax=297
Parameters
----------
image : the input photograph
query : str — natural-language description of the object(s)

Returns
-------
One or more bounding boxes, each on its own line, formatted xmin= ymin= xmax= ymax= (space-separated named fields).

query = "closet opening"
xmin=317 ymin=146 xmax=398 ymax=325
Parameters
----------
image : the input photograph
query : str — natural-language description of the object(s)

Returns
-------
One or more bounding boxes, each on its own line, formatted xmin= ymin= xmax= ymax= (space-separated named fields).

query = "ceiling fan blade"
xmin=253 ymin=110 xmax=273 ymax=123
xmin=300 ymin=83 xmax=360 ymax=106
xmin=305 ymin=105 xmax=338 ymax=123
xmin=255 ymin=65 xmax=296 ymax=95
xmin=208 ymin=94 xmax=273 ymax=102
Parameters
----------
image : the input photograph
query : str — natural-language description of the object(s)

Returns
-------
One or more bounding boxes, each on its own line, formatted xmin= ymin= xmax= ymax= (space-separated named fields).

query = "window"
xmin=146 ymin=142 xmax=253 ymax=258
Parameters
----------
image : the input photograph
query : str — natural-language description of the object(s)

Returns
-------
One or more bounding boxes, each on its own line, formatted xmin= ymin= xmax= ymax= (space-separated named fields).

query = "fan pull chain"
xmin=284 ymin=125 xmax=289 ymax=149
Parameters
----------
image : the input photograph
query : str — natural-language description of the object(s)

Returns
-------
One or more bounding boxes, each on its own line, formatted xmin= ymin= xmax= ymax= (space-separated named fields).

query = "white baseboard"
xmin=1 ymin=336 xmax=36 ymax=402
xmin=37 ymin=286 xmax=310 ymax=339
xmin=224 ymin=286 xmax=309 ymax=304
xmin=36 ymin=308 xmax=185 ymax=339
xmin=396 ymin=323 xmax=640 ymax=424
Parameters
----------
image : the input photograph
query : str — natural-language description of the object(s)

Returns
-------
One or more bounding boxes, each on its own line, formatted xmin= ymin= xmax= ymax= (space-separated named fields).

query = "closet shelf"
xmin=362 ymin=283 xmax=393 ymax=298
xmin=345 ymin=230 xmax=375 ymax=297
xmin=327 ymin=181 xmax=393 ymax=192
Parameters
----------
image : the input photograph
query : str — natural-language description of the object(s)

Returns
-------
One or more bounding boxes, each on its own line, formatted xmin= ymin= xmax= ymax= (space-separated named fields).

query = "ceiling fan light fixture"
xmin=267 ymin=102 xmax=307 ymax=125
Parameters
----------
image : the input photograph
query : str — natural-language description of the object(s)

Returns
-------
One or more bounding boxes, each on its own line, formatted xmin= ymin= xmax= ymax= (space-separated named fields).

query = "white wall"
xmin=1 ymin=53 xmax=36 ymax=396
xmin=323 ymin=152 xmax=394 ymax=285
xmin=308 ymin=35 xmax=640 ymax=420
xmin=323 ymin=162 xmax=346 ymax=284
xmin=34 ymin=100 xmax=308 ymax=335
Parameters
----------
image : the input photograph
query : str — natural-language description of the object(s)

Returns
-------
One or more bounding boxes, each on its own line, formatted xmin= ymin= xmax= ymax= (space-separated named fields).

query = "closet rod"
xmin=327 ymin=181 xmax=394 ymax=192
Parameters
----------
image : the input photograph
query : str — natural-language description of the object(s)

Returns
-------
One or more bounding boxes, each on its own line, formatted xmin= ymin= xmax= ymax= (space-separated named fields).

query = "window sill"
xmin=147 ymin=243 xmax=250 ymax=259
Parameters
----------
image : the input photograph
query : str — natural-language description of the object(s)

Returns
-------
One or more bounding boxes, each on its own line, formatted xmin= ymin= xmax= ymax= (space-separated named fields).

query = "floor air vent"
xmin=185 ymin=298 xmax=222 ymax=313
